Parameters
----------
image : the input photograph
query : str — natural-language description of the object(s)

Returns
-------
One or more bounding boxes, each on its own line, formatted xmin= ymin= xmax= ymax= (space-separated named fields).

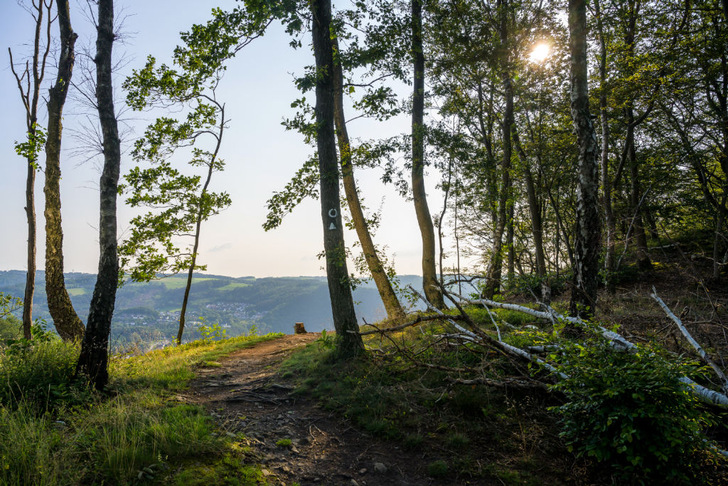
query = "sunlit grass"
xmin=0 ymin=332 xmax=283 ymax=484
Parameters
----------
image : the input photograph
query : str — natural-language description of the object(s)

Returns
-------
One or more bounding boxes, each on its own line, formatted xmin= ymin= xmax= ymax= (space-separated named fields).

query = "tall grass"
xmin=0 ymin=332 xmax=281 ymax=484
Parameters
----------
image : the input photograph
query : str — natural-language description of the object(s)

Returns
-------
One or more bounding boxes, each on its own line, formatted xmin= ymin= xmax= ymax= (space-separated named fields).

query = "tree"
xmin=568 ymin=0 xmax=600 ymax=318
xmin=331 ymin=35 xmax=406 ymax=322
xmin=9 ymin=0 xmax=53 ymax=340
xmin=310 ymin=0 xmax=365 ymax=357
xmin=121 ymin=51 xmax=232 ymax=345
xmin=121 ymin=66 xmax=231 ymax=344
xmin=76 ymin=0 xmax=121 ymax=390
xmin=43 ymin=0 xmax=84 ymax=341
xmin=411 ymin=0 xmax=444 ymax=308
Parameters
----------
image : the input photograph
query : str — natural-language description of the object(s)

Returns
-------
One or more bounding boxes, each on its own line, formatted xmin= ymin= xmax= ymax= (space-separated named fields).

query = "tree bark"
xmin=513 ymin=128 xmax=548 ymax=301
xmin=594 ymin=0 xmax=616 ymax=292
xmin=76 ymin=0 xmax=120 ymax=391
xmin=9 ymin=0 xmax=52 ymax=339
xmin=310 ymin=0 xmax=364 ymax=358
xmin=331 ymin=38 xmax=405 ymax=322
xmin=44 ymin=0 xmax=84 ymax=342
xmin=568 ymin=0 xmax=601 ymax=318
xmin=484 ymin=0 xmax=513 ymax=299
xmin=411 ymin=0 xmax=444 ymax=309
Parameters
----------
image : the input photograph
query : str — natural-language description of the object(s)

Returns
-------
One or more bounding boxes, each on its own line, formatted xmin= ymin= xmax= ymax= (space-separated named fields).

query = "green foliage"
xmin=14 ymin=123 xmax=46 ymax=169
xmin=275 ymin=438 xmax=292 ymax=448
xmin=0 ymin=338 xmax=89 ymax=413
xmin=551 ymin=340 xmax=713 ymax=483
xmin=263 ymin=155 xmax=320 ymax=231
xmin=427 ymin=459 xmax=449 ymax=478
xmin=197 ymin=318 xmax=228 ymax=342
xmin=121 ymin=47 xmax=231 ymax=285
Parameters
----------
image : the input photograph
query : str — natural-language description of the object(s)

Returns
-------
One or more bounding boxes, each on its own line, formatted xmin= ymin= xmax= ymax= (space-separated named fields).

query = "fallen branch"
xmin=356 ymin=314 xmax=465 ymax=336
xmin=651 ymin=287 xmax=728 ymax=394
xmin=408 ymin=286 xmax=565 ymax=378
xmin=452 ymin=291 xmax=728 ymax=407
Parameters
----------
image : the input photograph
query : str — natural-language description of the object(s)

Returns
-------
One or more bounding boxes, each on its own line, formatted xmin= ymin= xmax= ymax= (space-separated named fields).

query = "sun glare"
xmin=529 ymin=43 xmax=550 ymax=63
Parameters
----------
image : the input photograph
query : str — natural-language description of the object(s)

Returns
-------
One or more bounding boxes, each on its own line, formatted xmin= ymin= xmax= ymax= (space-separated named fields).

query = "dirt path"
xmin=187 ymin=334 xmax=442 ymax=486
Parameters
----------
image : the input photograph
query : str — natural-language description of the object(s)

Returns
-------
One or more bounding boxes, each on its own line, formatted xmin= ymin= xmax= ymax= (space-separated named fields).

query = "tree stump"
xmin=294 ymin=322 xmax=307 ymax=334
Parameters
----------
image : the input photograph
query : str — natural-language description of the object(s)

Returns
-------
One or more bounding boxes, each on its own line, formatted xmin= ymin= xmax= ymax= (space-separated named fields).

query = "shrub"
xmin=0 ymin=337 xmax=88 ymax=412
xmin=551 ymin=340 xmax=713 ymax=483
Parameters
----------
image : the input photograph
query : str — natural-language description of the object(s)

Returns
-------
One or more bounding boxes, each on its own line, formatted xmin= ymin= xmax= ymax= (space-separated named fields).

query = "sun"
xmin=529 ymin=43 xmax=551 ymax=63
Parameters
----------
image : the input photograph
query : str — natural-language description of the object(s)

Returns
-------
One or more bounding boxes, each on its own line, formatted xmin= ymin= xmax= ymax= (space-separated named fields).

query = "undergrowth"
xmin=0 ymin=331 xmax=282 ymax=485
xmin=280 ymin=323 xmax=566 ymax=484
xmin=280 ymin=307 xmax=728 ymax=485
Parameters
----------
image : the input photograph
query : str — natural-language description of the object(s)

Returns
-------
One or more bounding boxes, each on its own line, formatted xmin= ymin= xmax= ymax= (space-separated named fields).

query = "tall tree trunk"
xmin=568 ymin=0 xmax=601 ymax=318
xmin=331 ymin=38 xmax=405 ymax=322
xmin=484 ymin=0 xmax=513 ymax=299
xmin=177 ymin=106 xmax=226 ymax=345
xmin=513 ymin=128 xmax=549 ymax=301
xmin=411 ymin=0 xmax=444 ymax=309
xmin=310 ymin=0 xmax=364 ymax=358
xmin=9 ymin=0 xmax=52 ymax=339
xmin=44 ymin=0 xmax=84 ymax=342
xmin=594 ymin=0 xmax=616 ymax=293
xmin=626 ymin=110 xmax=652 ymax=271
xmin=76 ymin=0 xmax=120 ymax=391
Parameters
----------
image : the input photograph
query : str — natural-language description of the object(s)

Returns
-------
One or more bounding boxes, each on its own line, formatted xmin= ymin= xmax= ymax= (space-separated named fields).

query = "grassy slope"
xmin=0 ymin=333 xmax=282 ymax=485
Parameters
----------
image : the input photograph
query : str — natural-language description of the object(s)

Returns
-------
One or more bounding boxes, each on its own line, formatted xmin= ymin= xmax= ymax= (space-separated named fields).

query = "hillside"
xmin=0 ymin=271 xmax=423 ymax=347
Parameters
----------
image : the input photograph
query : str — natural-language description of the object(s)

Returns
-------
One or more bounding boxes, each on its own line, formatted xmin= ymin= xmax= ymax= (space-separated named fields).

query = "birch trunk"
xmin=76 ymin=0 xmax=120 ymax=390
xmin=568 ymin=0 xmax=601 ymax=318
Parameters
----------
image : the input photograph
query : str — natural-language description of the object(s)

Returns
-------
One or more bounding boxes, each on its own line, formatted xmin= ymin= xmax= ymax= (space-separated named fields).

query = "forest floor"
xmin=186 ymin=333 xmax=457 ymax=486
xmin=180 ymin=247 xmax=728 ymax=486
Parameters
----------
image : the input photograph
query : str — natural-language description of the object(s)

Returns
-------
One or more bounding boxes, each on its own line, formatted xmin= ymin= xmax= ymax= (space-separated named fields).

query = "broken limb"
xmin=652 ymin=286 xmax=728 ymax=394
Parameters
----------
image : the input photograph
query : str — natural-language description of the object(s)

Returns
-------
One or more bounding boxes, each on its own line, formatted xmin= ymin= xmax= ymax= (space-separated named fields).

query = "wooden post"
xmin=294 ymin=322 xmax=307 ymax=334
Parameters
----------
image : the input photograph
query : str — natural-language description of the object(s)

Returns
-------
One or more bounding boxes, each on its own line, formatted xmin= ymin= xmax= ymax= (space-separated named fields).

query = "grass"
xmin=66 ymin=287 xmax=87 ymax=296
xmin=0 ymin=332 xmax=283 ymax=485
xmin=279 ymin=325 xmax=569 ymax=483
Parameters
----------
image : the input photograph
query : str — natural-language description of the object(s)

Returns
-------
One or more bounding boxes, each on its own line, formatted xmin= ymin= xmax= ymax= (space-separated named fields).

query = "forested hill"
xmin=0 ymin=271 xmax=422 ymax=347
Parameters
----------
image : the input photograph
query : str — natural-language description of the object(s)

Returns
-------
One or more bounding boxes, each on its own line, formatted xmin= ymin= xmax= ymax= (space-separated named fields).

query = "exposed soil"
xmin=186 ymin=334 xmax=475 ymax=486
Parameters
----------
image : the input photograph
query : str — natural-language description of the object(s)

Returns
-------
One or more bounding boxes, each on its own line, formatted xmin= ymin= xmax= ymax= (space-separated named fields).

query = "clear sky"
xmin=0 ymin=0 xmax=456 ymax=279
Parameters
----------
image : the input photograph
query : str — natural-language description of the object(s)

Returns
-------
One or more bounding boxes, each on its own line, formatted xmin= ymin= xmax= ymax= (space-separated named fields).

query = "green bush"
xmin=551 ymin=340 xmax=712 ymax=483
xmin=0 ymin=337 xmax=88 ymax=412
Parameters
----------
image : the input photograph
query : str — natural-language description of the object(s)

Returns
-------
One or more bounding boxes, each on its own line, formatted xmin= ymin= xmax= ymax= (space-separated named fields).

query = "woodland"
xmin=2 ymin=0 xmax=728 ymax=484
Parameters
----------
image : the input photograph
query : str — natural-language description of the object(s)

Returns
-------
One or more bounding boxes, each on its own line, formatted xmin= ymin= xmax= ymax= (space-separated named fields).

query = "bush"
xmin=0 ymin=337 xmax=87 ymax=412
xmin=551 ymin=340 xmax=712 ymax=483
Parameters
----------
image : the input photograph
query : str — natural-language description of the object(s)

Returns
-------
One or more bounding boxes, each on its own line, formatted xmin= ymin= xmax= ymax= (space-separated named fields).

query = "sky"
xmin=0 ymin=0 xmax=458 ymax=279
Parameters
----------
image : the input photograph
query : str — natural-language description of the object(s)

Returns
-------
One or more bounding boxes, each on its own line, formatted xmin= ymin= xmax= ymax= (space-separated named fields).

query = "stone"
xmin=373 ymin=463 xmax=387 ymax=474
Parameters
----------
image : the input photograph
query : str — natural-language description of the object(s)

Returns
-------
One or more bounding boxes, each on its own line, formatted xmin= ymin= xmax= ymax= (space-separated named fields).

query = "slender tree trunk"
xmin=76 ymin=0 xmax=120 ymax=391
xmin=9 ymin=0 xmax=51 ymax=339
xmin=626 ymin=109 xmax=652 ymax=271
xmin=411 ymin=0 xmax=444 ymax=309
xmin=484 ymin=0 xmax=513 ymax=299
xmin=177 ymin=106 xmax=225 ymax=345
xmin=24 ymin=159 xmax=36 ymax=340
xmin=331 ymin=38 xmax=405 ymax=322
xmin=594 ymin=0 xmax=616 ymax=293
xmin=44 ymin=0 xmax=84 ymax=342
xmin=310 ymin=0 xmax=364 ymax=358
xmin=568 ymin=0 xmax=601 ymax=318
xmin=513 ymin=128 xmax=549 ymax=301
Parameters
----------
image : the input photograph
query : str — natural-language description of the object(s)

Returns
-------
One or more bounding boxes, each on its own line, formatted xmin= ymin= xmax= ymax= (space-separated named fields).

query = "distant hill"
xmin=0 ymin=271 xmax=422 ymax=347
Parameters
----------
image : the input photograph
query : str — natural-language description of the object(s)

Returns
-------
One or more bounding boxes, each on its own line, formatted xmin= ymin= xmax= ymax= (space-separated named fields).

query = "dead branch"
xmin=651 ymin=286 xmax=728 ymax=394
xmin=356 ymin=313 xmax=465 ymax=336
